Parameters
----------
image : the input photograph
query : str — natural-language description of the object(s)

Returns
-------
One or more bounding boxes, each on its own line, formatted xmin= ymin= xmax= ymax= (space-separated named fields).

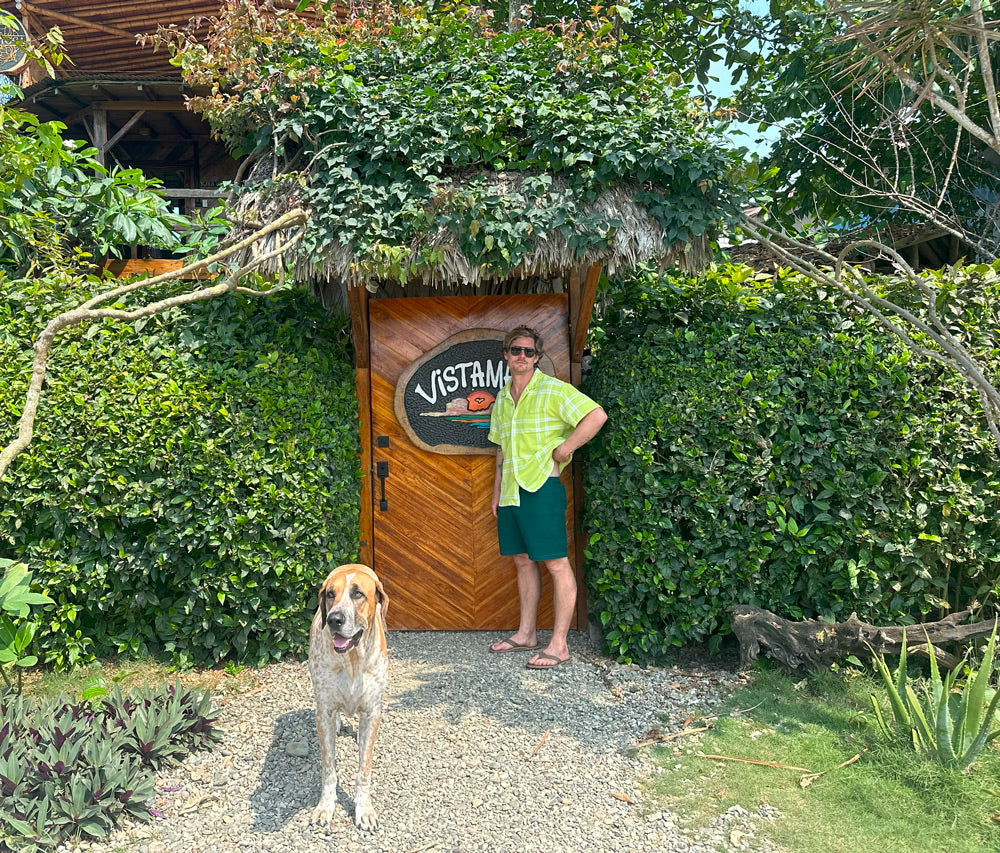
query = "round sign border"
xmin=0 ymin=12 xmax=28 ymax=75
xmin=393 ymin=327 xmax=556 ymax=456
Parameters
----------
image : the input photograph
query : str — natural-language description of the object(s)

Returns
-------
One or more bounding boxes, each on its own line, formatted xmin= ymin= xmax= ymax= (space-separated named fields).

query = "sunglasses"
xmin=506 ymin=346 xmax=537 ymax=357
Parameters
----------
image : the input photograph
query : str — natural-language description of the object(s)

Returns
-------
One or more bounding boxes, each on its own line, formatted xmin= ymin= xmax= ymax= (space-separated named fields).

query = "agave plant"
xmin=870 ymin=620 xmax=1000 ymax=772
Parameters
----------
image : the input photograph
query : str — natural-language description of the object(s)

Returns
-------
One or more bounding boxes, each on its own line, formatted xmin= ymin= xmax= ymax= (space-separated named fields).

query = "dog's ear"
xmin=318 ymin=584 xmax=328 ymax=625
xmin=374 ymin=576 xmax=389 ymax=627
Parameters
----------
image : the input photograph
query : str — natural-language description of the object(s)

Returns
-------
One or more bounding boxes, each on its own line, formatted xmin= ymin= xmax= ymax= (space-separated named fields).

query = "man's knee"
xmin=543 ymin=556 xmax=574 ymax=576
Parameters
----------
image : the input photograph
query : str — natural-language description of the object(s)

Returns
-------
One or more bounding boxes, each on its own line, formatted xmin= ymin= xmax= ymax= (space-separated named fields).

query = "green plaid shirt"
xmin=488 ymin=370 xmax=600 ymax=507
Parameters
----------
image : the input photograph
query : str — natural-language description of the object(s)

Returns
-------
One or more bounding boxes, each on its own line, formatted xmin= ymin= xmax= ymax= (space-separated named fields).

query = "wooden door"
xmin=368 ymin=294 xmax=580 ymax=630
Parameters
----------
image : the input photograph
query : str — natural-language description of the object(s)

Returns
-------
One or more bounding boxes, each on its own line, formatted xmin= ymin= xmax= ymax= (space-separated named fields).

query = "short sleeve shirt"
xmin=487 ymin=370 xmax=601 ymax=507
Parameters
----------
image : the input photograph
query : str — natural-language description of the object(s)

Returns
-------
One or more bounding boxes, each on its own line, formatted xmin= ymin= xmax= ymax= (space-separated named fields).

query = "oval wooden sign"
xmin=394 ymin=328 xmax=555 ymax=455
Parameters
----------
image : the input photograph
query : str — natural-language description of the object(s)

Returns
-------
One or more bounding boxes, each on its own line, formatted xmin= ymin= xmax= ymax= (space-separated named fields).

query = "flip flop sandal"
xmin=489 ymin=638 xmax=538 ymax=653
xmin=525 ymin=652 xmax=571 ymax=669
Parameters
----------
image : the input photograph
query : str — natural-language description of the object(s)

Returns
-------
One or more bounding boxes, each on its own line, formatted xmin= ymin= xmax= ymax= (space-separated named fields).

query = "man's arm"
xmin=491 ymin=447 xmax=504 ymax=517
xmin=552 ymin=406 xmax=608 ymax=464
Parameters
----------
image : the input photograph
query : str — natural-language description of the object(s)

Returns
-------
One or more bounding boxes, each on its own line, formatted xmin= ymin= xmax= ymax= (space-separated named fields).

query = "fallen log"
xmin=729 ymin=604 xmax=998 ymax=672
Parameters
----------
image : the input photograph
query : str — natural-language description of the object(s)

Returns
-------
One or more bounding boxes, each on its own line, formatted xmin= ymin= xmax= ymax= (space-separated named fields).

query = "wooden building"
xmin=4 ymin=0 xmax=236 ymax=231
xmin=227 ymin=166 xmax=706 ymax=632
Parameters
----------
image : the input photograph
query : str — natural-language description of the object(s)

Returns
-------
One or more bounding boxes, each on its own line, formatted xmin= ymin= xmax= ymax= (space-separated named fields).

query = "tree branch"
xmin=0 ymin=209 xmax=308 ymax=483
xmin=740 ymin=217 xmax=1000 ymax=452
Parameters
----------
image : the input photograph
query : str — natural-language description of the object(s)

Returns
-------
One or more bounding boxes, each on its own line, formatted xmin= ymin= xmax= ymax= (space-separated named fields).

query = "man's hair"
xmin=503 ymin=326 xmax=544 ymax=355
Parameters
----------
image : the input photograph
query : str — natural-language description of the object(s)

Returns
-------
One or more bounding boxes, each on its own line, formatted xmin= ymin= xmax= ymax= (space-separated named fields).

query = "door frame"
xmin=348 ymin=265 xmax=602 ymax=628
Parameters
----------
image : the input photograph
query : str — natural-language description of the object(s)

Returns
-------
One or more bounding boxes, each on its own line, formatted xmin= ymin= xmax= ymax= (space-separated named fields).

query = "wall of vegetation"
xmin=581 ymin=264 xmax=1000 ymax=664
xmin=0 ymin=285 xmax=359 ymax=668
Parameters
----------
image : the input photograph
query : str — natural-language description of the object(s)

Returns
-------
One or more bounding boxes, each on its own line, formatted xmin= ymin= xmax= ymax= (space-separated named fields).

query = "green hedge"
xmin=0 ymin=284 xmax=359 ymax=667
xmin=581 ymin=264 xmax=1000 ymax=663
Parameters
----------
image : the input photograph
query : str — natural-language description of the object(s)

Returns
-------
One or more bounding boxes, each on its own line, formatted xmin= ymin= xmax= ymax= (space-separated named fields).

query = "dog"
xmin=308 ymin=563 xmax=389 ymax=832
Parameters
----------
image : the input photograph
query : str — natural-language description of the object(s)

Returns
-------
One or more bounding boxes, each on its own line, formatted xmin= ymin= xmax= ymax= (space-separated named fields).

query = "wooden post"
xmin=566 ymin=262 xmax=602 ymax=631
xmin=347 ymin=284 xmax=373 ymax=567
xmin=571 ymin=262 xmax=601 ymax=366
xmin=92 ymin=108 xmax=108 ymax=168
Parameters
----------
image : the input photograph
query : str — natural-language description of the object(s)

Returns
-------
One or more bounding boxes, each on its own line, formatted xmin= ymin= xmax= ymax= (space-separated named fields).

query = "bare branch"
xmin=0 ymin=209 xmax=308 ymax=483
xmin=971 ymin=0 xmax=1000 ymax=142
xmin=829 ymin=1 xmax=1000 ymax=154
xmin=740 ymin=217 xmax=1000 ymax=453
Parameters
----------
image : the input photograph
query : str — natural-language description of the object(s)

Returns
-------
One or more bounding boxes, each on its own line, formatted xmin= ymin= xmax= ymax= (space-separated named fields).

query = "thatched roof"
xmin=227 ymin=165 xmax=708 ymax=301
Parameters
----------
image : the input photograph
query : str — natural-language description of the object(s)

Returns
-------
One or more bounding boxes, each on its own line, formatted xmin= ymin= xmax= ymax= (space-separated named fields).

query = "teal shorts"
xmin=496 ymin=476 xmax=567 ymax=561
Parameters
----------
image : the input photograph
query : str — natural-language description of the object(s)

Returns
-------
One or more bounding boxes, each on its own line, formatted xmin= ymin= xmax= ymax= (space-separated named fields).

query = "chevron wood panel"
xmin=369 ymin=295 xmax=579 ymax=630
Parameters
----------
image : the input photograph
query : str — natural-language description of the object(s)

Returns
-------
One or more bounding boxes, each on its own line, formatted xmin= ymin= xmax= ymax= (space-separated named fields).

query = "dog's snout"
xmin=326 ymin=610 xmax=346 ymax=630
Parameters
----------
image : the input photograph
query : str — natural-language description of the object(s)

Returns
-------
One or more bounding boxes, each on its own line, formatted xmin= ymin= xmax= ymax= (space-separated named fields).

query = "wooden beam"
xmin=90 ymin=109 xmax=107 ymax=167
xmin=347 ymin=285 xmax=371 ymax=371
xmin=159 ymin=188 xmax=230 ymax=199
xmin=104 ymin=109 xmax=146 ymax=152
xmin=571 ymin=262 xmax=601 ymax=365
xmin=92 ymin=100 xmax=191 ymax=113
xmin=346 ymin=285 xmax=373 ymax=566
xmin=19 ymin=2 xmax=139 ymax=40
xmin=567 ymin=263 xmax=600 ymax=631
xmin=355 ymin=368 xmax=374 ymax=568
xmin=566 ymin=266 xmax=582 ymax=363
xmin=63 ymin=101 xmax=190 ymax=127
xmin=104 ymin=259 xmax=211 ymax=280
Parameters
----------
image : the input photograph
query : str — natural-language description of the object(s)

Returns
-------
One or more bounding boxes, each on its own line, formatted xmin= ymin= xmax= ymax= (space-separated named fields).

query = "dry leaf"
xmin=529 ymin=729 xmax=551 ymax=757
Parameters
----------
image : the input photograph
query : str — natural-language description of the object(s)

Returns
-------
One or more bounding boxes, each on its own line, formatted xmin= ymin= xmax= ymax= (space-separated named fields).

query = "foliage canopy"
xmin=158 ymin=1 xmax=738 ymax=285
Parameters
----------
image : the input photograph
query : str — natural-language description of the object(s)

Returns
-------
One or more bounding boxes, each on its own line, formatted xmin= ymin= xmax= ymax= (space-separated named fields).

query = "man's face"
xmin=504 ymin=336 xmax=540 ymax=373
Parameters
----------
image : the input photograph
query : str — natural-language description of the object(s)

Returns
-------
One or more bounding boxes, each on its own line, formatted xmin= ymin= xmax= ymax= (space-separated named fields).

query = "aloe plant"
xmin=870 ymin=621 xmax=1000 ymax=771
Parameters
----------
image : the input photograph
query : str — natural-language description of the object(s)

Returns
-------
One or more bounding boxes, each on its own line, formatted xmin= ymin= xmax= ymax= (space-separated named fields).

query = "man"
xmin=487 ymin=326 xmax=607 ymax=669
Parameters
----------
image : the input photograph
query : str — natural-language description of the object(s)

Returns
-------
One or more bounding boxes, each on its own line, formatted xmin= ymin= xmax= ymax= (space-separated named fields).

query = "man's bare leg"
xmin=489 ymin=552 xmax=540 ymax=651
xmin=527 ymin=556 xmax=576 ymax=666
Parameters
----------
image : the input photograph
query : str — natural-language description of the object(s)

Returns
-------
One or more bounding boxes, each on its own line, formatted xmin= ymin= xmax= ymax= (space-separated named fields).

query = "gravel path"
xmin=68 ymin=631 xmax=780 ymax=853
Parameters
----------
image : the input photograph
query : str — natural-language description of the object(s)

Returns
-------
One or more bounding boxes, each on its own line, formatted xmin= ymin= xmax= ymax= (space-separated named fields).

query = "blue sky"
xmin=704 ymin=0 xmax=779 ymax=156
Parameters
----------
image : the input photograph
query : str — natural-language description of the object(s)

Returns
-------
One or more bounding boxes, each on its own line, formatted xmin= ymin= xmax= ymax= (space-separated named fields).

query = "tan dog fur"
xmin=308 ymin=563 xmax=389 ymax=832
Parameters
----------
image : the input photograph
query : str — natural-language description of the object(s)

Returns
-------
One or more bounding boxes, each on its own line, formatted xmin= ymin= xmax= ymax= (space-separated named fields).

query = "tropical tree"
xmin=720 ymin=0 xmax=1000 ymax=451
xmin=723 ymin=0 xmax=1000 ymax=251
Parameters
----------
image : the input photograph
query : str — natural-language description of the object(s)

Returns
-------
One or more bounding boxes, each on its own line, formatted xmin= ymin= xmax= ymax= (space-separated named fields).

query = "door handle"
xmin=376 ymin=460 xmax=389 ymax=511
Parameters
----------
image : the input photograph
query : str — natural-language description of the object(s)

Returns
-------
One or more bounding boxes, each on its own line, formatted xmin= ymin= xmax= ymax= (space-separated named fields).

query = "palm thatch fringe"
xmin=226 ymin=169 xmax=707 ymax=301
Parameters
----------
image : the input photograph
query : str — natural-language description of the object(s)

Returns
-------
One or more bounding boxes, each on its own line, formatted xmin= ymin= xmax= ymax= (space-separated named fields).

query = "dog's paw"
xmin=310 ymin=804 xmax=338 ymax=828
xmin=354 ymin=804 xmax=379 ymax=833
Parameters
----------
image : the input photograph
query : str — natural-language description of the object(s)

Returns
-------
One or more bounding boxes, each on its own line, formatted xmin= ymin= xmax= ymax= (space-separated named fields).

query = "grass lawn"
xmin=646 ymin=666 xmax=1000 ymax=853
xmin=19 ymin=657 xmax=257 ymax=702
